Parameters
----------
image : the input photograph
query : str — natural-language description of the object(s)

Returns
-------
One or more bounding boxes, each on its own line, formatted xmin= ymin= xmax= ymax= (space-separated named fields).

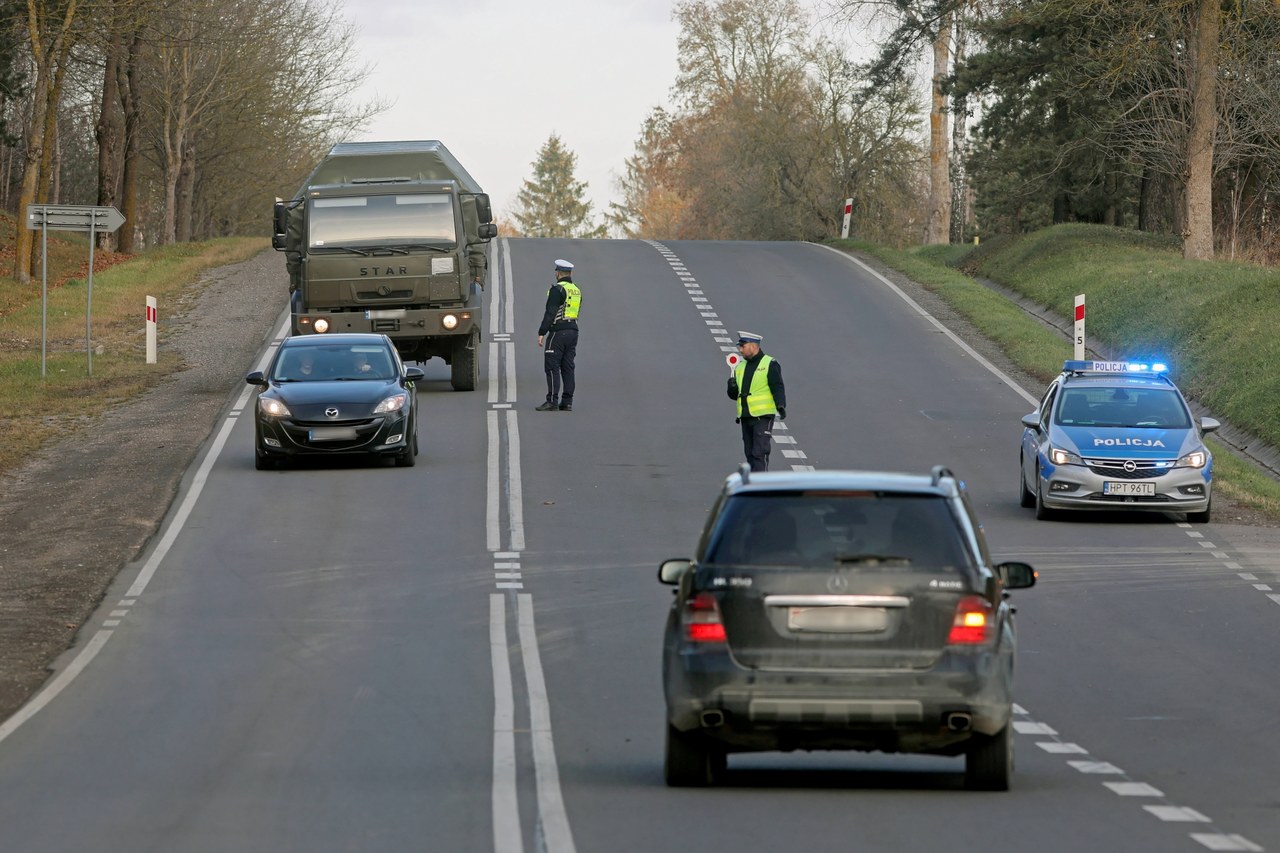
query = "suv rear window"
xmin=703 ymin=492 xmax=971 ymax=570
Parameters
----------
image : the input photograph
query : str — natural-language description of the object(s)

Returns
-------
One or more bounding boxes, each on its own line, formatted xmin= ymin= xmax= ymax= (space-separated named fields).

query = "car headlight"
xmin=1175 ymin=449 xmax=1207 ymax=469
xmin=374 ymin=393 xmax=408 ymax=414
xmin=259 ymin=397 xmax=291 ymax=417
xmin=1049 ymin=446 xmax=1083 ymax=466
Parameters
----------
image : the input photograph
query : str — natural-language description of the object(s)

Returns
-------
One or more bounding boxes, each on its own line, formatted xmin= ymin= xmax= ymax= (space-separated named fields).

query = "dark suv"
xmin=659 ymin=465 xmax=1036 ymax=789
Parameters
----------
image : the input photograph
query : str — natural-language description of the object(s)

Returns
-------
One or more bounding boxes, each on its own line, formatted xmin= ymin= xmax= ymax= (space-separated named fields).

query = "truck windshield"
xmin=308 ymin=193 xmax=456 ymax=247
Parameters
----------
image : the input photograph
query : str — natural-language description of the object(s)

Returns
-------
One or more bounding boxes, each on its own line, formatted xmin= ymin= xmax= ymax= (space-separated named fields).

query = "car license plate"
xmin=1103 ymin=481 xmax=1155 ymax=496
xmin=308 ymin=426 xmax=357 ymax=442
xmin=787 ymin=606 xmax=887 ymax=633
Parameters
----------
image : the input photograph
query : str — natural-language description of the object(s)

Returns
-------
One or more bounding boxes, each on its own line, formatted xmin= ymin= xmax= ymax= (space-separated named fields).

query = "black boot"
xmin=535 ymin=400 xmax=559 ymax=412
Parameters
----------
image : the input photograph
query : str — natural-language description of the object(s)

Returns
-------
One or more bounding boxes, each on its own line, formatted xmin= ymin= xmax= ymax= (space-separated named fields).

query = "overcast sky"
xmin=336 ymin=0 xmax=864 ymax=228
xmin=337 ymin=0 xmax=682 ymax=225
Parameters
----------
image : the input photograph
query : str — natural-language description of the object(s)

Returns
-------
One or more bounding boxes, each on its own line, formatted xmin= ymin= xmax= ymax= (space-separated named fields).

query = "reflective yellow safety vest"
xmin=551 ymin=280 xmax=581 ymax=322
xmin=735 ymin=354 xmax=777 ymax=417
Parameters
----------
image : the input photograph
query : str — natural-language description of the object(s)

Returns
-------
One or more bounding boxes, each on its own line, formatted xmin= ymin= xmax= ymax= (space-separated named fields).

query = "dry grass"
xmin=0 ymin=215 xmax=267 ymax=475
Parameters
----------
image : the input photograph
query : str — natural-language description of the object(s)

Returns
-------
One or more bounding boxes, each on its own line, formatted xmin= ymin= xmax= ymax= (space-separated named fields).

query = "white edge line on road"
xmin=518 ymin=594 xmax=577 ymax=853
xmin=126 ymin=314 xmax=290 ymax=599
xmin=812 ymin=243 xmax=1039 ymax=407
xmin=0 ymin=630 xmax=113 ymax=745
xmin=0 ymin=312 xmax=290 ymax=745
xmin=491 ymin=594 xmax=524 ymax=853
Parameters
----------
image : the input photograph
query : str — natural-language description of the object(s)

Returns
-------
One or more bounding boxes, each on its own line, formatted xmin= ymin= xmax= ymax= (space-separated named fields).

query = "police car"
xmin=1019 ymin=360 xmax=1219 ymax=522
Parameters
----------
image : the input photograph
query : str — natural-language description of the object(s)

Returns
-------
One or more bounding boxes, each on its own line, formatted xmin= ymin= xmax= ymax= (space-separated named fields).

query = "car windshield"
xmin=308 ymin=193 xmax=456 ymax=247
xmin=1056 ymin=387 xmax=1191 ymax=429
xmin=702 ymin=492 xmax=971 ymax=570
xmin=273 ymin=345 xmax=396 ymax=381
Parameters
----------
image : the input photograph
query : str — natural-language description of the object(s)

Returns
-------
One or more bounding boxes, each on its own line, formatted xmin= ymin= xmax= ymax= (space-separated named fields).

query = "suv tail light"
xmin=684 ymin=592 xmax=727 ymax=643
xmin=947 ymin=596 xmax=994 ymax=645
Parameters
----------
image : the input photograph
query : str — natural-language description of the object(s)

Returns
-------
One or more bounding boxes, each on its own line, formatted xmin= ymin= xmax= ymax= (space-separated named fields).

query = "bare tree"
xmin=13 ymin=0 xmax=81 ymax=284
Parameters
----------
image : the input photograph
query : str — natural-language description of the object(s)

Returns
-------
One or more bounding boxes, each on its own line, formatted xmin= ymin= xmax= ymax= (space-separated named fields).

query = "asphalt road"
xmin=0 ymin=237 xmax=1276 ymax=852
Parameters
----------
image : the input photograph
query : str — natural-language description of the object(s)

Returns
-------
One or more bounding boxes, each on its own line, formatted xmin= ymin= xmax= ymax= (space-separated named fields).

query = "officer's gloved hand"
xmin=777 ymin=407 xmax=786 ymax=420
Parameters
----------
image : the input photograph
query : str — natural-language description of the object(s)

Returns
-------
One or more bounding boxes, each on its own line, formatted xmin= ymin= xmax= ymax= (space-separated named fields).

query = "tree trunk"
xmin=925 ymin=11 xmax=952 ymax=245
xmin=948 ymin=8 xmax=967 ymax=245
xmin=117 ymin=29 xmax=143 ymax=252
xmin=95 ymin=15 xmax=124 ymax=252
xmin=1183 ymin=0 xmax=1218 ymax=261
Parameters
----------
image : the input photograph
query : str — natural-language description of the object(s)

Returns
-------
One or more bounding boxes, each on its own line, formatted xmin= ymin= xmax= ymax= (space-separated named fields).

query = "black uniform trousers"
xmin=740 ymin=414 xmax=774 ymax=471
xmin=543 ymin=327 xmax=577 ymax=404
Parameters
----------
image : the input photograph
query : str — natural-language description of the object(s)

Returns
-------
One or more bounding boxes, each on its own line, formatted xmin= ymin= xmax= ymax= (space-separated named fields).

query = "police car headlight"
xmin=1175 ymin=450 xmax=1207 ymax=469
xmin=1050 ymin=446 xmax=1083 ymax=466
xmin=259 ymin=397 xmax=291 ymax=418
xmin=374 ymin=393 xmax=408 ymax=414
xmin=441 ymin=314 xmax=459 ymax=330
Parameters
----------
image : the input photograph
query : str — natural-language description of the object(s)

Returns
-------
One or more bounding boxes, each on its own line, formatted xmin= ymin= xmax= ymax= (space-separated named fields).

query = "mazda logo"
xmin=325 ymin=407 xmax=340 ymax=419
xmin=1123 ymin=460 xmax=1137 ymax=472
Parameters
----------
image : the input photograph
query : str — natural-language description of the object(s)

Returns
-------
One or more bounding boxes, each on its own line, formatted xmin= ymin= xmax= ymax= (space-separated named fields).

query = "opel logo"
xmin=1123 ymin=459 xmax=1137 ymax=472
xmin=325 ymin=407 xmax=340 ymax=419
xmin=827 ymin=575 xmax=849 ymax=593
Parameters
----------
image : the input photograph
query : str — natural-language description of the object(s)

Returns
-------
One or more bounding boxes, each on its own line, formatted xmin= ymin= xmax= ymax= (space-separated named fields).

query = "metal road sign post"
xmin=26 ymin=204 xmax=126 ymax=377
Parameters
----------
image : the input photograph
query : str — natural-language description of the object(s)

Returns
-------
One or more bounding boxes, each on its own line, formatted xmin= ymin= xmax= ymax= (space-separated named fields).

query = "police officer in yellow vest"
xmin=726 ymin=331 xmax=786 ymax=471
xmin=536 ymin=259 xmax=581 ymax=411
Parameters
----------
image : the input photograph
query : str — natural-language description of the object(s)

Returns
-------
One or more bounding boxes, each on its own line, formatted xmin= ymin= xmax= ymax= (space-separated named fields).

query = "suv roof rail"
xmin=930 ymin=465 xmax=955 ymax=487
xmin=738 ymin=462 xmax=751 ymax=485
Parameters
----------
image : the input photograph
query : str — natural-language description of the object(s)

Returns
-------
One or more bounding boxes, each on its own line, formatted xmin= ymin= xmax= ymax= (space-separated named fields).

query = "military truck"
xmin=272 ymin=140 xmax=498 ymax=391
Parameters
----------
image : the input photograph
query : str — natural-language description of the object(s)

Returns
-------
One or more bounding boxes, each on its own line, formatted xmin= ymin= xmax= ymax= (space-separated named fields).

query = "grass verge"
xmin=0 ymin=227 xmax=269 ymax=475
xmin=829 ymin=225 xmax=1280 ymax=520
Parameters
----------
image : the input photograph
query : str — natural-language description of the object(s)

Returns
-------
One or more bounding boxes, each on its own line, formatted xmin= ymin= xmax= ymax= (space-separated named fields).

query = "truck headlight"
xmin=441 ymin=314 xmax=459 ymax=330
xmin=313 ymin=317 xmax=330 ymax=333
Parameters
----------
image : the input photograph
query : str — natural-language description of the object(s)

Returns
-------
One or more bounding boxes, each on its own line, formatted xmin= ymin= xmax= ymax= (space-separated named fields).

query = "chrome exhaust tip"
xmin=945 ymin=712 xmax=973 ymax=732
xmin=700 ymin=710 xmax=725 ymax=728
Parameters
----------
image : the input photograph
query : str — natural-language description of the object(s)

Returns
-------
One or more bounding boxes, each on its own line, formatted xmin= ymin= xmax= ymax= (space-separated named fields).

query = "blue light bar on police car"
xmin=1063 ymin=360 xmax=1169 ymax=375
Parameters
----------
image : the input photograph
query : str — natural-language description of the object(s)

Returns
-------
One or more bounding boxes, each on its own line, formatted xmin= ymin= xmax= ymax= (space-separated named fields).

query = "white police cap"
xmin=736 ymin=331 xmax=763 ymax=344
xmin=554 ymin=258 xmax=574 ymax=271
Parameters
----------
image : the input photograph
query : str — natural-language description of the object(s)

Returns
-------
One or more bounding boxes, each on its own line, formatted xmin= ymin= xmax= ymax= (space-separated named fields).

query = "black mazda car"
xmin=246 ymin=333 xmax=423 ymax=469
xmin=659 ymin=465 xmax=1037 ymax=789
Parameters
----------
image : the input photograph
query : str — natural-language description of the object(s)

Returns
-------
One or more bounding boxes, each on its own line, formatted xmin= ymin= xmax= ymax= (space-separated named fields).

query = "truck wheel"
xmin=450 ymin=329 xmax=479 ymax=391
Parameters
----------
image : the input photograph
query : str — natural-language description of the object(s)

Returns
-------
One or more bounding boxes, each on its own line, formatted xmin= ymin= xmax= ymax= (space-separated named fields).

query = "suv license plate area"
xmin=1104 ymin=481 xmax=1155 ymax=496
xmin=787 ymin=606 xmax=887 ymax=633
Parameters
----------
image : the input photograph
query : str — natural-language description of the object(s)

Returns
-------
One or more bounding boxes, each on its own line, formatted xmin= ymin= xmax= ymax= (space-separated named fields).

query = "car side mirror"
xmin=995 ymin=561 xmax=1037 ymax=590
xmin=1020 ymin=413 xmax=1040 ymax=430
xmin=658 ymin=559 xmax=692 ymax=585
xmin=1200 ymin=416 xmax=1220 ymax=434
xmin=245 ymin=370 xmax=267 ymax=387
xmin=405 ymin=366 xmax=426 ymax=383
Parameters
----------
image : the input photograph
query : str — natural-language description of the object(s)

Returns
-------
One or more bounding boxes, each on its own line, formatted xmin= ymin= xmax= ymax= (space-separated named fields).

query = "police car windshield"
xmin=1056 ymin=387 xmax=1191 ymax=429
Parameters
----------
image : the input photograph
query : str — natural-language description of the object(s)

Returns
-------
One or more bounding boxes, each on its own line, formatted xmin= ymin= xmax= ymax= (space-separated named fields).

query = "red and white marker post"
xmin=841 ymin=198 xmax=853 ymax=239
xmin=146 ymin=296 xmax=157 ymax=364
xmin=1073 ymin=294 xmax=1085 ymax=360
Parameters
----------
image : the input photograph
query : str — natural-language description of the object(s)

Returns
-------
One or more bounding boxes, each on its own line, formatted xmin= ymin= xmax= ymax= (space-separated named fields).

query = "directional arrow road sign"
xmin=26 ymin=204 xmax=125 ymax=233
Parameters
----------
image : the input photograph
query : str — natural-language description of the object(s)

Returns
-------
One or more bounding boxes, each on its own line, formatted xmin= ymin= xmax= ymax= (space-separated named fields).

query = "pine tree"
xmin=512 ymin=134 xmax=603 ymax=238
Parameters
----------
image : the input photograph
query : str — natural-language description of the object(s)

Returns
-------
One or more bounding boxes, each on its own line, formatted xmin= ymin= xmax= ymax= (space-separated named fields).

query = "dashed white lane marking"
xmin=1014 ymin=707 xmax=1261 ymax=850
xmin=647 ymin=241 xmax=813 ymax=472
